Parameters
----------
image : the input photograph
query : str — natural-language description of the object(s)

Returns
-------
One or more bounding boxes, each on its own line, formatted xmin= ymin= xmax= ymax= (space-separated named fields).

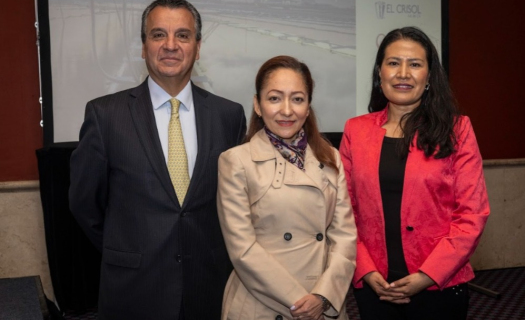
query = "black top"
xmin=379 ymin=136 xmax=409 ymax=282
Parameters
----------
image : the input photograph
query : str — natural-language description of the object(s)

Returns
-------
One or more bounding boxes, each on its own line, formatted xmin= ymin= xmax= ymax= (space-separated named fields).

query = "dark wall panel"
xmin=0 ymin=0 xmax=42 ymax=181
xmin=449 ymin=0 xmax=525 ymax=159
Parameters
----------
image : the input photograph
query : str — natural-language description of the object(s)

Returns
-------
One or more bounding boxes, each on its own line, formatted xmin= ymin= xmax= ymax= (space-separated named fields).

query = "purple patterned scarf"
xmin=264 ymin=126 xmax=307 ymax=171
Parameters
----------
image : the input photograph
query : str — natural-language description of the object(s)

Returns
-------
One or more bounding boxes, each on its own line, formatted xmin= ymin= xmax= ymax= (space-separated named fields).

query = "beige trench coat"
xmin=217 ymin=129 xmax=357 ymax=320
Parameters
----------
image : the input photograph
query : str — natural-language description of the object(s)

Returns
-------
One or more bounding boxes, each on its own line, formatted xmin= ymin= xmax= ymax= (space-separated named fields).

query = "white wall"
xmin=470 ymin=160 xmax=525 ymax=270
xmin=0 ymin=181 xmax=54 ymax=301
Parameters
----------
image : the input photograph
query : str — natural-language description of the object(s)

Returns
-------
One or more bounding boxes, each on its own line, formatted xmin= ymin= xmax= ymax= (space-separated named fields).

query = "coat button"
xmin=406 ymin=226 xmax=414 ymax=231
xmin=275 ymin=316 xmax=283 ymax=320
xmin=284 ymin=233 xmax=292 ymax=241
xmin=316 ymin=233 xmax=324 ymax=241
xmin=181 ymin=212 xmax=187 ymax=217
xmin=176 ymin=255 xmax=182 ymax=262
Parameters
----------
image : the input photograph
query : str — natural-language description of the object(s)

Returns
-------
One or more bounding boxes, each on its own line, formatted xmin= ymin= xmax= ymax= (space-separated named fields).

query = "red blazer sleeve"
xmin=419 ymin=116 xmax=490 ymax=288
xmin=340 ymin=119 xmax=378 ymax=287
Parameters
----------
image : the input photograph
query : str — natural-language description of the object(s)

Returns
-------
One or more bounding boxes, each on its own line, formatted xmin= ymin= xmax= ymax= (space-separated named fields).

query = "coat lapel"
xmin=285 ymin=145 xmax=328 ymax=191
xmin=128 ymin=80 xmax=180 ymax=208
xmin=250 ymin=130 xmax=324 ymax=191
xmin=368 ymin=110 xmax=389 ymax=206
xmin=368 ymin=109 xmax=425 ymax=221
xmin=401 ymin=136 xmax=426 ymax=215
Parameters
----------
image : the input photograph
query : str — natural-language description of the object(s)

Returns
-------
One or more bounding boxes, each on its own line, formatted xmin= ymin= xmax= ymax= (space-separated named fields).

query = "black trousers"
xmin=354 ymin=282 xmax=469 ymax=320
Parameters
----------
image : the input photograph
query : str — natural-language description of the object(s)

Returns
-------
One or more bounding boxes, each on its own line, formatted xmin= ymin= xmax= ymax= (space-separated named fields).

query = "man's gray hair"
xmin=141 ymin=0 xmax=202 ymax=43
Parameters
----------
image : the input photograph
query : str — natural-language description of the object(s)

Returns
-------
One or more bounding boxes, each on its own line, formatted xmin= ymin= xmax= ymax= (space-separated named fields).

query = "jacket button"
xmin=181 ymin=212 xmax=187 ymax=217
xmin=176 ymin=255 xmax=182 ymax=262
xmin=316 ymin=233 xmax=324 ymax=241
xmin=406 ymin=226 xmax=414 ymax=231
xmin=275 ymin=316 xmax=283 ymax=320
xmin=284 ymin=233 xmax=292 ymax=241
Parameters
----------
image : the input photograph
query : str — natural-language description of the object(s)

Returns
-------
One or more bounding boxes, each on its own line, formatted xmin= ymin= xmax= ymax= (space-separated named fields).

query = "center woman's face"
xmin=380 ymin=39 xmax=429 ymax=111
xmin=254 ymin=68 xmax=310 ymax=144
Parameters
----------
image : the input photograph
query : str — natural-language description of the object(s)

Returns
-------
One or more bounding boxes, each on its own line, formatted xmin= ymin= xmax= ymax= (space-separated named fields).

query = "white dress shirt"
xmin=148 ymin=77 xmax=198 ymax=178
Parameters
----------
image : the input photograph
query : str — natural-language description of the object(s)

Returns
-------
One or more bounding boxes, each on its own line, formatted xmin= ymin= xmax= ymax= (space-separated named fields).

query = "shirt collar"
xmin=148 ymin=76 xmax=193 ymax=111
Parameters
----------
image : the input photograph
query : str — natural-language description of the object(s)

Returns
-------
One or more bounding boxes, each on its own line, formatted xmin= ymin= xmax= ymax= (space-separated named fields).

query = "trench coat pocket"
xmin=103 ymin=248 xmax=142 ymax=268
xmin=225 ymin=276 xmax=251 ymax=319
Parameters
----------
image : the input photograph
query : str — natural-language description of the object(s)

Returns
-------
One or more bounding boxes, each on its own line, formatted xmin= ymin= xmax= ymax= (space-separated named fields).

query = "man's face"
xmin=142 ymin=6 xmax=200 ymax=89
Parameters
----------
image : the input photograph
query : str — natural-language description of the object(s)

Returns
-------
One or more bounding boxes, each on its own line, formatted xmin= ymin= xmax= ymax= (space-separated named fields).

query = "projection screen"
xmin=38 ymin=0 xmax=444 ymax=144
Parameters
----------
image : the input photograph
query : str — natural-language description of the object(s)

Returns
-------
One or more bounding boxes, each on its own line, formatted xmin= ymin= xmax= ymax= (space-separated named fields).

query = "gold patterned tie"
xmin=168 ymin=98 xmax=190 ymax=204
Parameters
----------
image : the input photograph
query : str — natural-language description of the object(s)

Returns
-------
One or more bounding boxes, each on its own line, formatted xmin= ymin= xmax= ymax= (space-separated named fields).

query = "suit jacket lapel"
xmin=184 ymin=83 xmax=211 ymax=206
xmin=128 ymin=80 xmax=180 ymax=208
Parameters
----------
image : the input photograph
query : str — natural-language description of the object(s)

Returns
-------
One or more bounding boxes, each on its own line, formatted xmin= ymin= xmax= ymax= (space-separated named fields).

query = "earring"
xmin=425 ymin=83 xmax=430 ymax=91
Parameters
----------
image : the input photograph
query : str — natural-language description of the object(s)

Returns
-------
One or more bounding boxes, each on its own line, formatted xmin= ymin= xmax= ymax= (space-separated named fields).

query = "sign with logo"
xmin=375 ymin=2 xmax=422 ymax=19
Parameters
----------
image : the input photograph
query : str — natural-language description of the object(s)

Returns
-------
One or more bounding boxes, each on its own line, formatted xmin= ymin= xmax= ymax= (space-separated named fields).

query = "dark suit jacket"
xmin=69 ymin=79 xmax=246 ymax=320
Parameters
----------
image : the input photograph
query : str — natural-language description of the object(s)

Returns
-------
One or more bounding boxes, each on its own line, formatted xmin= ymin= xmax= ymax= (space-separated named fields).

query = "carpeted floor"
xmin=466 ymin=267 xmax=525 ymax=319
xmin=344 ymin=267 xmax=525 ymax=320
xmin=64 ymin=267 xmax=525 ymax=320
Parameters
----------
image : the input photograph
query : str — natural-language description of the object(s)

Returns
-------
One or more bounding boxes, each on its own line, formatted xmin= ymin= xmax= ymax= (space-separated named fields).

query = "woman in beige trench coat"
xmin=217 ymin=56 xmax=357 ymax=320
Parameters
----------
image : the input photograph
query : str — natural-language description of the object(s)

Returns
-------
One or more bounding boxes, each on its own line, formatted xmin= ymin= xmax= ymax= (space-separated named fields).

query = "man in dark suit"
xmin=69 ymin=1 xmax=246 ymax=319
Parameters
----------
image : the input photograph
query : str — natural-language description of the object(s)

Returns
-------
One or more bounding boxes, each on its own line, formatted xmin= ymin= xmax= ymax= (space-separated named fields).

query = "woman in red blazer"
xmin=339 ymin=27 xmax=489 ymax=320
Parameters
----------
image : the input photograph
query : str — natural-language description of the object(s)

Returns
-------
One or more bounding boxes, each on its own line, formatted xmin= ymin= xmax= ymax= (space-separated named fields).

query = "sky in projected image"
xmin=48 ymin=0 xmax=356 ymax=142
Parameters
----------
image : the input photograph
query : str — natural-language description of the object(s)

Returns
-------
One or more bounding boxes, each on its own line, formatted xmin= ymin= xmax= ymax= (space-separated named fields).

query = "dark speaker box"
xmin=0 ymin=276 xmax=49 ymax=320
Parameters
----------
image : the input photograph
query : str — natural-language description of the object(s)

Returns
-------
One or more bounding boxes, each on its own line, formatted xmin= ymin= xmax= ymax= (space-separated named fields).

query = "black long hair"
xmin=369 ymin=26 xmax=459 ymax=159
